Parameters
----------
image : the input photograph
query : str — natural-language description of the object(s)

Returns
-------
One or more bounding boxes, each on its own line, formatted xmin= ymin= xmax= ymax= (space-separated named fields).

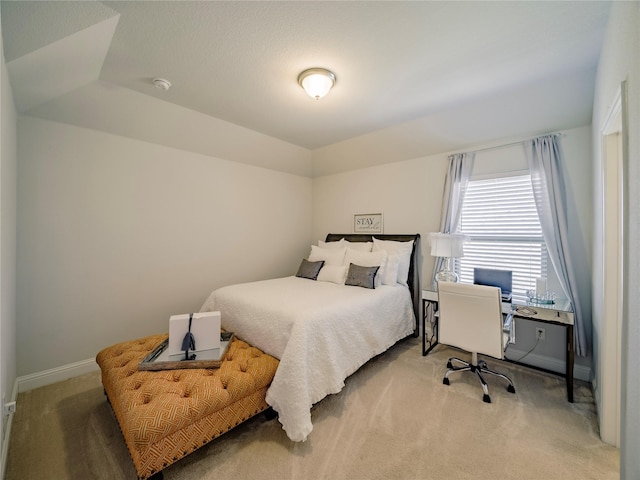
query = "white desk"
xmin=422 ymin=289 xmax=575 ymax=402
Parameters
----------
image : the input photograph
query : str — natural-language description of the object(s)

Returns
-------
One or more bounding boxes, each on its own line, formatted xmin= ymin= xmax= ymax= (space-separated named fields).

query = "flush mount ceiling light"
xmin=153 ymin=77 xmax=171 ymax=91
xmin=298 ymin=68 xmax=336 ymax=100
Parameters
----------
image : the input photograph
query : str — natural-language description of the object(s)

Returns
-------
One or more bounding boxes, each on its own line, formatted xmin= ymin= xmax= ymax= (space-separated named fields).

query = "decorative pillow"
xmin=344 ymin=240 xmax=373 ymax=252
xmin=295 ymin=259 xmax=325 ymax=280
xmin=372 ymin=238 xmax=413 ymax=286
xmin=317 ymin=265 xmax=348 ymax=284
xmin=345 ymin=263 xmax=380 ymax=289
xmin=344 ymin=248 xmax=387 ymax=288
xmin=309 ymin=245 xmax=347 ymax=266
xmin=318 ymin=239 xmax=346 ymax=249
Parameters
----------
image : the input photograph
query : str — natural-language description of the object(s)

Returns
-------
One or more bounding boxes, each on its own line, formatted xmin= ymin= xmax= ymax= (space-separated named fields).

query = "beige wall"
xmin=592 ymin=1 xmax=640 ymax=473
xmin=13 ymin=117 xmax=598 ymax=382
xmin=1 ymin=17 xmax=18 ymax=457
xmin=313 ymin=153 xmax=448 ymax=282
xmin=16 ymin=116 xmax=313 ymax=376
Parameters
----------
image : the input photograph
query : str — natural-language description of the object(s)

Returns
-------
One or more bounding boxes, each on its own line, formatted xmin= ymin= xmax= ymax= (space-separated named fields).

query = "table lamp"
xmin=429 ymin=232 xmax=467 ymax=284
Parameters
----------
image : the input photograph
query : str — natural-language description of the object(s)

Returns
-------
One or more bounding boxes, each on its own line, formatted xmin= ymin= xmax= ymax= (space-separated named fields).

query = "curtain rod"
xmin=458 ymin=131 xmax=566 ymax=156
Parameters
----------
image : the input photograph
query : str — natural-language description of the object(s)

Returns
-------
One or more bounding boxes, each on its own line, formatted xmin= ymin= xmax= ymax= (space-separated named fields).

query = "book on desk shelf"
xmin=139 ymin=332 xmax=234 ymax=371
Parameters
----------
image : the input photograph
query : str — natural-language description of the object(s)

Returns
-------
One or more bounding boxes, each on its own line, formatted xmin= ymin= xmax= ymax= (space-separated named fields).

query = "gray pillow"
xmin=296 ymin=259 xmax=325 ymax=280
xmin=345 ymin=263 xmax=380 ymax=289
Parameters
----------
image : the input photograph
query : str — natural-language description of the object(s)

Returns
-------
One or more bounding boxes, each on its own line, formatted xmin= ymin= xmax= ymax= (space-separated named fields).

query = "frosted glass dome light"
xmin=298 ymin=68 xmax=336 ymax=100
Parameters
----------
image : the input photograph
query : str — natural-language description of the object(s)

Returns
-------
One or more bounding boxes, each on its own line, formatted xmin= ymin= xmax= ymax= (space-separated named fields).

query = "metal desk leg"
xmin=422 ymin=299 xmax=439 ymax=356
xmin=567 ymin=324 xmax=574 ymax=403
xmin=422 ymin=299 xmax=426 ymax=354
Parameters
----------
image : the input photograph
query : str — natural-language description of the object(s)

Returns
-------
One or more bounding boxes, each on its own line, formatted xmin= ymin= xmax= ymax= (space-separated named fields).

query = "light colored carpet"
xmin=6 ymin=338 xmax=618 ymax=480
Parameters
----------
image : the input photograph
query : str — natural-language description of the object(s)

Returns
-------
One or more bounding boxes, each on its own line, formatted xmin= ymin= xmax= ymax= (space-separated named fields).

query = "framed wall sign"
xmin=354 ymin=213 xmax=383 ymax=234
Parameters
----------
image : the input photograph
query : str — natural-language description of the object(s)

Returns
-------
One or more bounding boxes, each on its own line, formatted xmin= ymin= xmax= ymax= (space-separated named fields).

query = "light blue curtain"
xmin=525 ymin=134 xmax=586 ymax=356
xmin=431 ymin=152 xmax=475 ymax=288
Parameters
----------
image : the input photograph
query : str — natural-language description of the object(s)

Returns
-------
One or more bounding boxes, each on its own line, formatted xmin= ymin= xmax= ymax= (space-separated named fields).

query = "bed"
xmin=199 ymin=233 xmax=421 ymax=441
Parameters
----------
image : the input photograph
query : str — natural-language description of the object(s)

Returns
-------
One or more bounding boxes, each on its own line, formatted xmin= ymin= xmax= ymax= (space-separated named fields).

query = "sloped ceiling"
xmin=1 ymin=1 xmax=611 ymax=176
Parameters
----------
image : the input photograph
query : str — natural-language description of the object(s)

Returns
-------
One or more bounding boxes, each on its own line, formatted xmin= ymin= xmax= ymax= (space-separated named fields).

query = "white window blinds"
xmin=456 ymin=173 xmax=547 ymax=297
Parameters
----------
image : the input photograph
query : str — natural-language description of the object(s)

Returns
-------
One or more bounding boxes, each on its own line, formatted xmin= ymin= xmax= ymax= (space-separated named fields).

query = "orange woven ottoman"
xmin=96 ymin=333 xmax=279 ymax=480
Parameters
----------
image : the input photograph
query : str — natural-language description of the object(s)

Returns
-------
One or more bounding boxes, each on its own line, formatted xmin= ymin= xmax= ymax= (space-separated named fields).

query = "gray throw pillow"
xmin=345 ymin=263 xmax=380 ymax=289
xmin=296 ymin=259 xmax=325 ymax=280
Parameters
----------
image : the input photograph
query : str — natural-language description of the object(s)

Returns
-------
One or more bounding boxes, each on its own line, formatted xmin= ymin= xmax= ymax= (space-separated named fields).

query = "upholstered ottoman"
xmin=96 ymin=333 xmax=279 ymax=480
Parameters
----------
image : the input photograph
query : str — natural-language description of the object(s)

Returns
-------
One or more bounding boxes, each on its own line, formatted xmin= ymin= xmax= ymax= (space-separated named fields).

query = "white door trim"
xmin=598 ymin=81 xmax=626 ymax=446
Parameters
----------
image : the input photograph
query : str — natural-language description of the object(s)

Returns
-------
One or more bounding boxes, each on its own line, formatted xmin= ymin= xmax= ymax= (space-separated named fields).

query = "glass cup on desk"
xmin=525 ymin=289 xmax=556 ymax=305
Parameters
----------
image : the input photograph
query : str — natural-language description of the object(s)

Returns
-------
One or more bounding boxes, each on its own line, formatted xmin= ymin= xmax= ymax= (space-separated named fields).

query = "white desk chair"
xmin=438 ymin=282 xmax=516 ymax=403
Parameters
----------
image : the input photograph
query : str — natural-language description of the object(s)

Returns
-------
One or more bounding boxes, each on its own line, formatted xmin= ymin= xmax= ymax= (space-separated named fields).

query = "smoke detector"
xmin=153 ymin=78 xmax=171 ymax=91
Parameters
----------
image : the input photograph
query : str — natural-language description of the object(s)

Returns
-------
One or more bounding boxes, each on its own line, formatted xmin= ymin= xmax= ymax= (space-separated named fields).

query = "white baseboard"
xmin=506 ymin=348 xmax=591 ymax=382
xmin=1 ymin=359 xmax=98 ymax=478
xmin=16 ymin=358 xmax=99 ymax=393
xmin=1 ymin=379 xmax=18 ymax=480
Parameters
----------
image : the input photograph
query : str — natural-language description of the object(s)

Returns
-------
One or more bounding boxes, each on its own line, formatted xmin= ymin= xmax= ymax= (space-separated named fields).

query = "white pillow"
xmin=372 ymin=237 xmax=413 ymax=286
xmin=344 ymin=240 xmax=373 ymax=252
xmin=344 ymin=248 xmax=387 ymax=288
xmin=317 ymin=265 xmax=348 ymax=284
xmin=309 ymin=245 xmax=346 ymax=266
xmin=318 ymin=239 xmax=346 ymax=249
xmin=381 ymin=253 xmax=401 ymax=285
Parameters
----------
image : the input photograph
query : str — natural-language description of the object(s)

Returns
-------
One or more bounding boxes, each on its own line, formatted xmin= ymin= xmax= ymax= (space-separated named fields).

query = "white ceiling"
xmin=1 ymin=1 xmax=611 ymax=171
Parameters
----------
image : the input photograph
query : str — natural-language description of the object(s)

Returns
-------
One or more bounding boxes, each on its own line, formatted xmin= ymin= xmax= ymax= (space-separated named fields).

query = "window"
xmin=456 ymin=173 xmax=547 ymax=298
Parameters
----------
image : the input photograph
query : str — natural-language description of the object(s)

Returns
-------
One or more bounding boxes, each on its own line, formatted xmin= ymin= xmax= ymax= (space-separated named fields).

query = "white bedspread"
xmin=200 ymin=276 xmax=415 ymax=441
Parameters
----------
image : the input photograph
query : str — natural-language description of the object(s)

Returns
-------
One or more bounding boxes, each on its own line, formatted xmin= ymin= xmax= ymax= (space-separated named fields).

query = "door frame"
xmin=598 ymin=81 xmax=627 ymax=446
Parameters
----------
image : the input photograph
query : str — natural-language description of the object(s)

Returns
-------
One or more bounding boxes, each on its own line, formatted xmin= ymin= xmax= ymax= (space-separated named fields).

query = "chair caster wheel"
xmin=507 ymin=385 xmax=516 ymax=394
xmin=443 ymin=378 xmax=450 ymax=386
xmin=483 ymin=394 xmax=491 ymax=403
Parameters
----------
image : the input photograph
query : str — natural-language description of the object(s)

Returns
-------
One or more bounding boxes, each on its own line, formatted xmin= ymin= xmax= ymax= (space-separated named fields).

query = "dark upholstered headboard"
xmin=325 ymin=233 xmax=421 ymax=336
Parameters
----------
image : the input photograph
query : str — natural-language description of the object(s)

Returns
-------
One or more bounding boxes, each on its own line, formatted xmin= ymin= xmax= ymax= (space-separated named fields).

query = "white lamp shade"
xmin=298 ymin=68 xmax=336 ymax=99
xmin=429 ymin=232 xmax=466 ymax=258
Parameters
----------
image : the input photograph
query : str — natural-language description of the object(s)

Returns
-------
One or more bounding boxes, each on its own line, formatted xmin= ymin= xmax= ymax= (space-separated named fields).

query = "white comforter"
xmin=199 ymin=276 xmax=415 ymax=441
